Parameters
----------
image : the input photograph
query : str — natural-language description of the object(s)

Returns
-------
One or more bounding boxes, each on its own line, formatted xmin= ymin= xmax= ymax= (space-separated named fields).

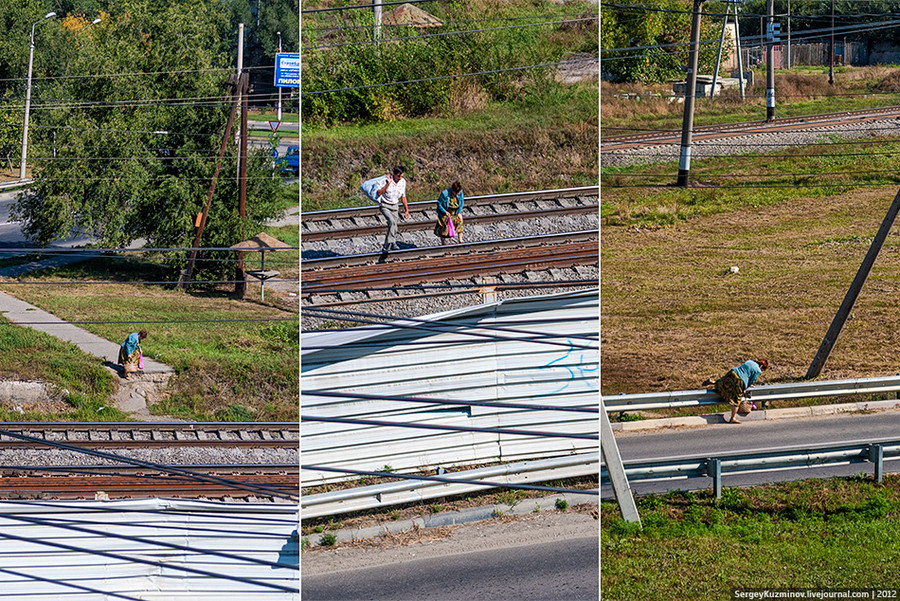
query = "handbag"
xmin=737 ymin=399 xmax=752 ymax=416
xmin=138 ymin=352 xmax=144 ymax=370
xmin=446 ymin=216 xmax=456 ymax=238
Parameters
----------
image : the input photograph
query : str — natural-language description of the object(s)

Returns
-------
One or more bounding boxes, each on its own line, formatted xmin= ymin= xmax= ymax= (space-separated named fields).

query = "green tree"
xmin=7 ymin=0 xmax=283 ymax=274
xmin=601 ymin=0 xmax=727 ymax=83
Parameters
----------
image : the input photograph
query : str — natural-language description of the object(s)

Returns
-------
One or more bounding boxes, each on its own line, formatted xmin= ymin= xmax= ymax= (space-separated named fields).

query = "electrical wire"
xmin=302 ymin=390 xmax=599 ymax=413
xmin=0 ymin=64 xmax=277 ymax=84
xmin=305 ymin=306 xmax=597 ymax=342
xmin=302 ymin=307 xmax=598 ymax=350
xmin=305 ymin=16 xmax=597 ymax=50
xmin=301 ymin=56 xmax=597 ymax=95
xmin=0 ymin=317 xmax=297 ymax=325
xmin=0 ymin=429 xmax=298 ymax=501
xmin=302 ymin=464 xmax=598 ymax=496
xmin=0 ymin=529 xmax=298 ymax=594
xmin=303 ymin=12 xmax=597 ymax=32
xmin=0 ymin=567 xmax=145 ymax=601
xmin=300 ymin=415 xmax=598 ymax=440
xmin=0 ymin=512 xmax=299 ymax=570
xmin=298 ymin=280 xmax=599 ymax=293
xmin=302 ymin=0 xmax=443 ymax=14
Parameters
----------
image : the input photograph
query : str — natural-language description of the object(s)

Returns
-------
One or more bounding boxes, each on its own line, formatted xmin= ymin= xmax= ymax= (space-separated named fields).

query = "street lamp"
xmin=276 ymin=31 xmax=282 ymax=121
xmin=19 ymin=11 xmax=56 ymax=181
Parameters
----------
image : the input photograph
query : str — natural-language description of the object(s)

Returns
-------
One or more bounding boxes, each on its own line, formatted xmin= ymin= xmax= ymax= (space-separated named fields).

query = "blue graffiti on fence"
xmin=539 ymin=340 xmax=599 ymax=396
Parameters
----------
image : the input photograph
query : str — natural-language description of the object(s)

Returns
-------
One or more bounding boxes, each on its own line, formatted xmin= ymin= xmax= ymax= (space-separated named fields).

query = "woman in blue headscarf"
xmin=118 ymin=330 xmax=147 ymax=379
xmin=434 ymin=181 xmax=464 ymax=245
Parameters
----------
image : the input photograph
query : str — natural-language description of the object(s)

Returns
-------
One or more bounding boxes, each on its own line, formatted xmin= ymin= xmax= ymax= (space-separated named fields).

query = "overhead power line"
xmin=302 ymin=390 xmax=599 ymax=414
xmin=301 ymin=464 xmax=598 ymax=496
xmin=302 ymin=56 xmax=596 ymax=95
xmin=300 ymin=415 xmax=598 ymax=440
xmin=302 ymin=12 xmax=596 ymax=32
xmin=302 ymin=0 xmax=442 ymax=14
xmin=305 ymin=16 xmax=597 ymax=50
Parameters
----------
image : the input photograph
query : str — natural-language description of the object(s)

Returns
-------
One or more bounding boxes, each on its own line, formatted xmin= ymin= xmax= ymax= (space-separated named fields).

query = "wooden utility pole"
xmin=676 ymin=0 xmax=704 ymax=187
xmin=235 ymin=70 xmax=249 ymax=299
xmin=178 ymin=73 xmax=246 ymax=289
xmin=806 ymin=189 xmax=900 ymax=379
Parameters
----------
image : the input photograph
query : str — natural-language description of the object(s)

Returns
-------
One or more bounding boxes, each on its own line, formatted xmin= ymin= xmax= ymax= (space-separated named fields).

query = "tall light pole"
xmin=20 ymin=11 xmax=56 ymax=180
xmin=276 ymin=31 xmax=282 ymax=121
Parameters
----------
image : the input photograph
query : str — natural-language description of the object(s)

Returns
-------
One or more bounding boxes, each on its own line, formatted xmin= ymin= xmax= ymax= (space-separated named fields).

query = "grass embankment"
xmin=301 ymin=83 xmax=599 ymax=211
xmin=601 ymin=68 xmax=900 ymax=402
xmin=602 ymin=476 xmax=900 ymax=599
xmin=0 ymin=321 xmax=125 ymax=421
xmin=602 ymin=65 xmax=900 ymax=132
xmin=0 ymin=223 xmax=299 ymax=422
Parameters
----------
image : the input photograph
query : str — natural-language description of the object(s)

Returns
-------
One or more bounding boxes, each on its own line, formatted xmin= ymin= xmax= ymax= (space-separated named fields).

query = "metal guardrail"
xmin=602 ymin=374 xmax=900 ymax=412
xmin=301 ymin=452 xmax=598 ymax=518
xmin=601 ymin=439 xmax=900 ymax=499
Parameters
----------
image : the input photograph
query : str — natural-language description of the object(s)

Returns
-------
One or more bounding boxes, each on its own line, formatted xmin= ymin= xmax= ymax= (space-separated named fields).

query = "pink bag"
xmin=447 ymin=216 xmax=456 ymax=238
xmin=138 ymin=352 xmax=144 ymax=370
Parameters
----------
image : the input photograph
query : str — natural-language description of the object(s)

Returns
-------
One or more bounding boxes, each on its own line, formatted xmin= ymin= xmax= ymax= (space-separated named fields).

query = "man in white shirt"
xmin=376 ymin=166 xmax=410 ymax=253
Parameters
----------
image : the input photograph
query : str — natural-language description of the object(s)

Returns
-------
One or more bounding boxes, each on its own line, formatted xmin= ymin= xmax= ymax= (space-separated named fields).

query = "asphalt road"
xmin=602 ymin=411 xmax=900 ymax=497
xmin=302 ymin=535 xmax=599 ymax=601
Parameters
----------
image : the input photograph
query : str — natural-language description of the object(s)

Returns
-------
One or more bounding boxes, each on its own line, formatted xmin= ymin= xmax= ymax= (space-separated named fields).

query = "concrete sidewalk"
xmin=0 ymin=290 xmax=172 ymax=376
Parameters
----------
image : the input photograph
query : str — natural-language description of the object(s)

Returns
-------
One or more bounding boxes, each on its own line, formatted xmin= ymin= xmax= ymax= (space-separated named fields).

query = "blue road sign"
xmin=275 ymin=53 xmax=300 ymax=88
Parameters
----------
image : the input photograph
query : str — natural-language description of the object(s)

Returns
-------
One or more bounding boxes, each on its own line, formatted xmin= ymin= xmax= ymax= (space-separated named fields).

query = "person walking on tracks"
xmin=376 ymin=166 xmax=410 ymax=254
xmin=703 ymin=358 xmax=769 ymax=424
xmin=434 ymin=180 xmax=465 ymax=245
xmin=118 ymin=330 xmax=148 ymax=380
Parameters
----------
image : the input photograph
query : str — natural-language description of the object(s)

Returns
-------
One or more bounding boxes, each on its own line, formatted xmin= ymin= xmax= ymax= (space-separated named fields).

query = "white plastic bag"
xmin=360 ymin=175 xmax=388 ymax=203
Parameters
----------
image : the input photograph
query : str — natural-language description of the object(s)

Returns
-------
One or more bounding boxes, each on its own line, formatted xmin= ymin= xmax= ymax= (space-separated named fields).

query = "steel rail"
xmin=0 ymin=421 xmax=299 ymax=448
xmin=301 ymin=203 xmax=599 ymax=241
xmin=302 ymin=230 xmax=598 ymax=271
xmin=0 ymin=463 xmax=299 ymax=476
xmin=300 ymin=452 xmax=599 ymax=518
xmin=600 ymin=438 xmax=900 ymax=498
xmin=601 ymin=106 xmax=900 ymax=151
xmin=0 ymin=473 xmax=300 ymax=499
xmin=301 ymin=186 xmax=599 ymax=220
xmin=602 ymin=374 xmax=900 ymax=412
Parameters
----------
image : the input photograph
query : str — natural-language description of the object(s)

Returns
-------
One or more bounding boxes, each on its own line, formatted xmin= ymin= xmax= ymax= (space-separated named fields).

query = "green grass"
xmin=602 ymin=476 xmax=900 ymax=600
xmin=0 ymin=318 xmax=129 ymax=421
xmin=302 ymin=83 xmax=599 ymax=211
xmin=0 ymin=257 xmax=298 ymax=421
xmin=601 ymin=137 xmax=900 ymax=227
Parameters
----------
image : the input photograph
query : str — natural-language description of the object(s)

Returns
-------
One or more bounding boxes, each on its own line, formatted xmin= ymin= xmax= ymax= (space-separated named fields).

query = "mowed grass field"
xmin=602 ymin=148 xmax=900 ymax=397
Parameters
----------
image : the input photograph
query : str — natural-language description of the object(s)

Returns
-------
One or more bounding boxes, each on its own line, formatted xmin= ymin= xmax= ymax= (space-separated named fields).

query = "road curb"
xmin=610 ymin=399 xmax=900 ymax=433
xmin=304 ymin=491 xmax=598 ymax=545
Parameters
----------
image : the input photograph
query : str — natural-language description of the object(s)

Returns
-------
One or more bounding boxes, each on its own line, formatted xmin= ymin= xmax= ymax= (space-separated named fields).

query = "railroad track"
xmin=0 ymin=467 xmax=298 ymax=500
xmin=301 ymin=231 xmax=598 ymax=292
xmin=601 ymin=105 xmax=900 ymax=152
xmin=301 ymin=186 xmax=599 ymax=242
xmin=0 ymin=422 xmax=298 ymax=449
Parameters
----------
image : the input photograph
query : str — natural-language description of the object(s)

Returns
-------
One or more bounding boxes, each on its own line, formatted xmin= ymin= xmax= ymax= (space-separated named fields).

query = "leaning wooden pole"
xmin=178 ymin=73 xmax=244 ymax=289
xmin=806 ymin=188 xmax=900 ymax=378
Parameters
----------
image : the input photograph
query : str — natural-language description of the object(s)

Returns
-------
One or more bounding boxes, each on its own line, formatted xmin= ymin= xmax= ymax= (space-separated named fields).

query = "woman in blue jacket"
xmin=118 ymin=330 xmax=147 ymax=379
xmin=434 ymin=181 xmax=464 ymax=245
xmin=703 ymin=359 xmax=769 ymax=424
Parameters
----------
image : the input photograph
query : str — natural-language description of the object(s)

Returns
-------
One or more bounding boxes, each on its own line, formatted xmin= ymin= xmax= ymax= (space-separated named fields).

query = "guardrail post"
xmin=601 ymin=397 xmax=641 ymax=525
xmin=869 ymin=444 xmax=884 ymax=483
xmin=707 ymin=458 xmax=723 ymax=499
